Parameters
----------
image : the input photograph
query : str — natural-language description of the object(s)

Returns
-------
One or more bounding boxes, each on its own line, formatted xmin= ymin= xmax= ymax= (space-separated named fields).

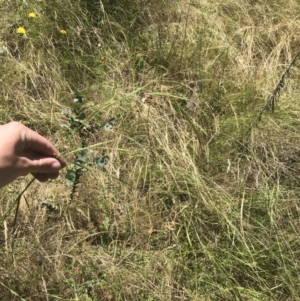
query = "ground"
xmin=1 ymin=0 xmax=300 ymax=300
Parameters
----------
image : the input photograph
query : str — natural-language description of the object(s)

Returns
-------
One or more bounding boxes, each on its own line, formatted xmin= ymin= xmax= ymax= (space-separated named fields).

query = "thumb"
xmin=24 ymin=157 xmax=62 ymax=174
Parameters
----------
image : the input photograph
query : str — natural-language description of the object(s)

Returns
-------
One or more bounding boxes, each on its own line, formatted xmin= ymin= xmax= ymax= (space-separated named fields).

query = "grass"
xmin=1 ymin=0 xmax=300 ymax=300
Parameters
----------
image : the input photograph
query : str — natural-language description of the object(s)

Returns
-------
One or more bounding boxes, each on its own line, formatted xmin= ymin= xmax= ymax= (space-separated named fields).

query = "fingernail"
xmin=51 ymin=161 xmax=61 ymax=169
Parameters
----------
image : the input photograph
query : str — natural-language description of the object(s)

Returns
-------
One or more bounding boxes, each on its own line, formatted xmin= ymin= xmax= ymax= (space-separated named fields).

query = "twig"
xmin=11 ymin=177 xmax=36 ymax=249
xmin=0 ymin=177 xmax=36 ymax=226
xmin=0 ymin=177 xmax=36 ymax=260
xmin=247 ymin=49 xmax=300 ymax=133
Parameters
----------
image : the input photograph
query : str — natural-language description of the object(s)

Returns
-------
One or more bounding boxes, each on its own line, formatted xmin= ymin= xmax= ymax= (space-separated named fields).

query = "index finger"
xmin=22 ymin=126 xmax=57 ymax=156
xmin=20 ymin=125 xmax=64 ymax=164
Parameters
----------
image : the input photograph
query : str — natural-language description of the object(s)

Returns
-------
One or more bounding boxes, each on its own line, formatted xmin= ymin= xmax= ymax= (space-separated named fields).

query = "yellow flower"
xmin=60 ymin=29 xmax=67 ymax=35
xmin=16 ymin=27 xmax=26 ymax=35
xmin=28 ymin=12 xmax=36 ymax=18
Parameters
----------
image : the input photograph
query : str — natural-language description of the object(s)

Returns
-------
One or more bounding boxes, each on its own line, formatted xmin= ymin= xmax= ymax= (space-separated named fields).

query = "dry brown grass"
xmin=1 ymin=0 xmax=300 ymax=300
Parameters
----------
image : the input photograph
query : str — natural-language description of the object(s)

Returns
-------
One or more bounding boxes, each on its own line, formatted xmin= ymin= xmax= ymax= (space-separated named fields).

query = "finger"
xmin=21 ymin=126 xmax=58 ymax=156
xmin=52 ymin=154 xmax=67 ymax=169
xmin=21 ymin=156 xmax=63 ymax=174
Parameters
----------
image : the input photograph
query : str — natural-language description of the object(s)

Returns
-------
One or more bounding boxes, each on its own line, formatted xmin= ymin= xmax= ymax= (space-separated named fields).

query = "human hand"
xmin=0 ymin=122 xmax=66 ymax=187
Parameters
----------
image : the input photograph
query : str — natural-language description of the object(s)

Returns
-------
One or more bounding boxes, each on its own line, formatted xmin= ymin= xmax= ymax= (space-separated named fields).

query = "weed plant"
xmin=1 ymin=0 xmax=300 ymax=300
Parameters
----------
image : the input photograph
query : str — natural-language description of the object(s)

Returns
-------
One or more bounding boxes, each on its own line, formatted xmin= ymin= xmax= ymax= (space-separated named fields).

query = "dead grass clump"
xmin=2 ymin=0 xmax=300 ymax=299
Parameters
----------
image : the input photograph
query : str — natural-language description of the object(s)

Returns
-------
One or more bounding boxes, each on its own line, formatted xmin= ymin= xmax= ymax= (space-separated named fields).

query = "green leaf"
xmin=100 ymin=118 xmax=116 ymax=130
xmin=76 ymin=112 xmax=86 ymax=120
xmin=94 ymin=156 xmax=109 ymax=167
xmin=102 ymin=216 xmax=110 ymax=231
xmin=41 ymin=201 xmax=58 ymax=212
xmin=65 ymin=170 xmax=76 ymax=186
xmin=70 ymin=119 xmax=82 ymax=129
xmin=73 ymin=96 xmax=83 ymax=103
xmin=72 ymin=88 xmax=84 ymax=103
xmin=70 ymin=102 xmax=82 ymax=111
xmin=77 ymin=150 xmax=87 ymax=163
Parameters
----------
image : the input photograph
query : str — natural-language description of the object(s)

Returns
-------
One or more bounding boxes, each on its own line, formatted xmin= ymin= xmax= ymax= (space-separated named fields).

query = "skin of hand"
xmin=0 ymin=122 xmax=66 ymax=187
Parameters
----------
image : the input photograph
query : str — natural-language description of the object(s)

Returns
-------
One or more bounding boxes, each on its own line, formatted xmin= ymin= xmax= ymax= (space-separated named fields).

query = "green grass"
xmin=1 ymin=0 xmax=300 ymax=300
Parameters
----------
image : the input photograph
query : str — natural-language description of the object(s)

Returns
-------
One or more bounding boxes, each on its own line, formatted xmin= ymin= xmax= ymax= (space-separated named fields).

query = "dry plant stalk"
xmin=249 ymin=49 xmax=300 ymax=131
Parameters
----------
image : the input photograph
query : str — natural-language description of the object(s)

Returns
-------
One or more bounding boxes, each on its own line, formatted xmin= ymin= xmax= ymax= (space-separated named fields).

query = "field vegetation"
xmin=1 ymin=0 xmax=300 ymax=300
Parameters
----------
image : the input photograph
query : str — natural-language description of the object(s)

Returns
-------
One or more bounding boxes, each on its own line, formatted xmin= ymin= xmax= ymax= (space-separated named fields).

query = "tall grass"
xmin=1 ymin=0 xmax=300 ymax=300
